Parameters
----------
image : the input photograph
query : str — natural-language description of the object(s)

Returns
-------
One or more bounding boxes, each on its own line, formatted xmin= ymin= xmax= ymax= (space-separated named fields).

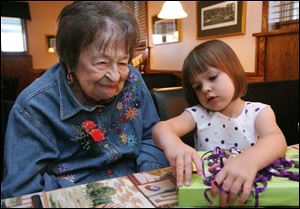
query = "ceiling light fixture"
xmin=158 ymin=1 xmax=188 ymax=19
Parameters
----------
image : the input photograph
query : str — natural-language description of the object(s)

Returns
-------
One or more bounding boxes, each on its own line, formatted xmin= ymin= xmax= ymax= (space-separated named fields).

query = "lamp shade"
xmin=158 ymin=1 xmax=188 ymax=19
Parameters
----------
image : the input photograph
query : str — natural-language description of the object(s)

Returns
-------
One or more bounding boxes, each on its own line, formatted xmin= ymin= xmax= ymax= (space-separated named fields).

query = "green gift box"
xmin=178 ymin=148 xmax=299 ymax=207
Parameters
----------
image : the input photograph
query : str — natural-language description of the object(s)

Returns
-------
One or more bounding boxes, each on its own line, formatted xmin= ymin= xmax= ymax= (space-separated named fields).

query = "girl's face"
xmin=74 ymin=44 xmax=129 ymax=103
xmin=190 ymin=67 xmax=235 ymax=112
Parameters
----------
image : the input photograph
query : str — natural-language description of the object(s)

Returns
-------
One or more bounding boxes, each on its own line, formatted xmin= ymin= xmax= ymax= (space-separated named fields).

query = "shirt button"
xmin=106 ymin=169 xmax=113 ymax=175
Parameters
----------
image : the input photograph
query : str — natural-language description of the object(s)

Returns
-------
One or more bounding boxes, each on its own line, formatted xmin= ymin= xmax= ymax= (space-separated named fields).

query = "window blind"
xmin=122 ymin=1 xmax=147 ymax=47
xmin=268 ymin=1 xmax=299 ymax=24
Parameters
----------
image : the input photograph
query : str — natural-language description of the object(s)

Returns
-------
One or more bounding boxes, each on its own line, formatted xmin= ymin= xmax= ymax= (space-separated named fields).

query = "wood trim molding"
xmin=148 ymin=69 xmax=265 ymax=84
xmin=253 ymin=28 xmax=299 ymax=37
xmin=249 ymin=35 xmax=266 ymax=83
xmin=261 ymin=1 xmax=268 ymax=33
xmin=146 ymin=69 xmax=181 ymax=77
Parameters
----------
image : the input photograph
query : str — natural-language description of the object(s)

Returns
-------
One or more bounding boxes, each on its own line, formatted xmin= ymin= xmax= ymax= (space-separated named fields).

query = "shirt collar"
xmin=57 ymin=65 xmax=82 ymax=120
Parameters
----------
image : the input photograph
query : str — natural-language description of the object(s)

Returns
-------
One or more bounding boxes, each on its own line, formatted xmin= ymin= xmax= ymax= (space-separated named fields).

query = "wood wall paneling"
xmin=1 ymin=55 xmax=33 ymax=96
xmin=265 ymin=33 xmax=299 ymax=81
xmin=254 ymin=2 xmax=299 ymax=82
xmin=253 ymin=28 xmax=299 ymax=82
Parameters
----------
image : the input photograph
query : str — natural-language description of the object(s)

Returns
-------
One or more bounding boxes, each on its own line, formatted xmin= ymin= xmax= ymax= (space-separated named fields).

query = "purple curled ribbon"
xmin=201 ymin=147 xmax=299 ymax=207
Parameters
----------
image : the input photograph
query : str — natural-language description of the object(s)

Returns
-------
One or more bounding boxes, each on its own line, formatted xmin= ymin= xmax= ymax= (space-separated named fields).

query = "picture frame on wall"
xmin=152 ymin=15 xmax=180 ymax=45
xmin=46 ymin=35 xmax=56 ymax=53
xmin=197 ymin=1 xmax=246 ymax=39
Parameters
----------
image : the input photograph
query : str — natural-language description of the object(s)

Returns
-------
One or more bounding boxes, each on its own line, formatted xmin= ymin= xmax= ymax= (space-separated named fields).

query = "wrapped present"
xmin=178 ymin=147 xmax=299 ymax=207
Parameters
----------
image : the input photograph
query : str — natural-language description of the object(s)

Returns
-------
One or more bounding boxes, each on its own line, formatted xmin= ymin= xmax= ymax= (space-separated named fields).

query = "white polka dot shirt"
xmin=186 ymin=102 xmax=268 ymax=151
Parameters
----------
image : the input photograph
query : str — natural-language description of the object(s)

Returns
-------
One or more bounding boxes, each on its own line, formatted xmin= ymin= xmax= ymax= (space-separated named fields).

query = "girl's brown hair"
xmin=182 ymin=40 xmax=247 ymax=106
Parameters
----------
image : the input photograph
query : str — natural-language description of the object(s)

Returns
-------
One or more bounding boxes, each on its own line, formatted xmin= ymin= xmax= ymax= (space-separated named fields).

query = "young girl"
xmin=152 ymin=40 xmax=287 ymax=206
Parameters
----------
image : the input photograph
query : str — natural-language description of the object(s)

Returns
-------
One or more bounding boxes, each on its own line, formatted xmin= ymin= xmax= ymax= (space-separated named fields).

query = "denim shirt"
xmin=1 ymin=64 xmax=168 ymax=198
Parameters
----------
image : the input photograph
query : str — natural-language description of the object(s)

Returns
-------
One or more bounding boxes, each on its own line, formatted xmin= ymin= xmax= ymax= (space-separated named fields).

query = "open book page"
xmin=2 ymin=166 xmax=177 ymax=208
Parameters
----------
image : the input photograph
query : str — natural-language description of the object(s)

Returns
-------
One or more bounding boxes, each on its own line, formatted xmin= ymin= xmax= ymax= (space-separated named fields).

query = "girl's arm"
xmin=211 ymin=106 xmax=287 ymax=206
xmin=152 ymin=111 xmax=202 ymax=186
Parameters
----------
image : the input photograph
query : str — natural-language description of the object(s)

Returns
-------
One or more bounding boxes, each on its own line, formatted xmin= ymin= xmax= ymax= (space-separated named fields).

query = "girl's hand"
xmin=164 ymin=141 xmax=202 ymax=187
xmin=210 ymin=155 xmax=258 ymax=207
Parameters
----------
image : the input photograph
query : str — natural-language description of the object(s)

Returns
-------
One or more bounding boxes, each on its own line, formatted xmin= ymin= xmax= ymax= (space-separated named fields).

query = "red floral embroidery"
xmin=81 ymin=120 xmax=96 ymax=132
xmin=106 ymin=169 xmax=113 ymax=175
xmin=74 ymin=120 xmax=106 ymax=154
xmin=119 ymin=115 xmax=126 ymax=123
xmin=90 ymin=129 xmax=105 ymax=142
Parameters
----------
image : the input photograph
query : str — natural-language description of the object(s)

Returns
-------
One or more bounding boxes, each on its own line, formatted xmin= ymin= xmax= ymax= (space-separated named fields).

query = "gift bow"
xmin=201 ymin=147 xmax=299 ymax=207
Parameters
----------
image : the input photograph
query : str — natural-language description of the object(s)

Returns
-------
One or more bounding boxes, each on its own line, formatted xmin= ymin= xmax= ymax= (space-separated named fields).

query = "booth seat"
xmin=1 ymin=99 xmax=15 ymax=181
xmin=151 ymin=87 xmax=195 ymax=147
xmin=242 ymin=80 xmax=299 ymax=146
xmin=142 ymin=73 xmax=180 ymax=90
xmin=1 ymin=76 xmax=19 ymax=101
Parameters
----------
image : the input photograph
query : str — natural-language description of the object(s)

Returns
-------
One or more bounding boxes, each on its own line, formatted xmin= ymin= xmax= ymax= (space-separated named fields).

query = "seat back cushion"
xmin=242 ymin=80 xmax=299 ymax=145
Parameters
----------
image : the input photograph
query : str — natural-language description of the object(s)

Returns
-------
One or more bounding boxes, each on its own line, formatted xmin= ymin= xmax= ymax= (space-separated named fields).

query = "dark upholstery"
xmin=242 ymin=80 xmax=299 ymax=146
xmin=152 ymin=87 xmax=195 ymax=147
xmin=151 ymin=80 xmax=299 ymax=147
xmin=142 ymin=73 xmax=180 ymax=90
xmin=1 ymin=100 xmax=15 ymax=181
xmin=1 ymin=76 xmax=19 ymax=100
xmin=151 ymin=87 xmax=186 ymax=120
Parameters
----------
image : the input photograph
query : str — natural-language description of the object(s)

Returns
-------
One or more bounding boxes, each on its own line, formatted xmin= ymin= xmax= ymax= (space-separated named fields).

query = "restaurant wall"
xmin=27 ymin=1 xmax=73 ymax=71
xmin=148 ymin=1 xmax=262 ymax=73
xmin=27 ymin=1 xmax=262 ymax=73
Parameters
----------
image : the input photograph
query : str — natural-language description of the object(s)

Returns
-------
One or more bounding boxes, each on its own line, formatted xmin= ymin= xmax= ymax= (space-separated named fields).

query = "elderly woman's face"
xmin=74 ymin=45 xmax=129 ymax=103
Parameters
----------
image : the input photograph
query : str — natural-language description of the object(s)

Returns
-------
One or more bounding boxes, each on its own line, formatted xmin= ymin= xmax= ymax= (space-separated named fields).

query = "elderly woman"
xmin=1 ymin=1 xmax=168 ymax=198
